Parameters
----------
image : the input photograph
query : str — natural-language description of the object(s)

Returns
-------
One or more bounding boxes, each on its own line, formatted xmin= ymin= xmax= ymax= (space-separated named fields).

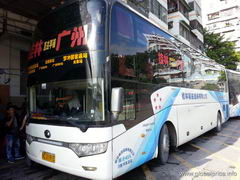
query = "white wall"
xmin=202 ymin=0 xmax=240 ymax=51
xmin=202 ymin=0 xmax=240 ymax=26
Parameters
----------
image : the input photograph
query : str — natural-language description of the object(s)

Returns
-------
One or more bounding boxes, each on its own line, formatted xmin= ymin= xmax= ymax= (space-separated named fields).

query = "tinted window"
xmin=110 ymin=3 xmax=185 ymax=123
xmin=183 ymin=54 xmax=226 ymax=91
xmin=110 ymin=3 xmax=226 ymax=123
xmin=227 ymin=71 xmax=240 ymax=105
xmin=111 ymin=3 xmax=184 ymax=86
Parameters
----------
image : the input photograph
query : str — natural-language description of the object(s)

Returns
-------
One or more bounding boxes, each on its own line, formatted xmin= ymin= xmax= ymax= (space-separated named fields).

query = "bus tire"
xmin=215 ymin=112 xmax=222 ymax=132
xmin=157 ymin=124 xmax=169 ymax=165
xmin=26 ymin=155 xmax=35 ymax=167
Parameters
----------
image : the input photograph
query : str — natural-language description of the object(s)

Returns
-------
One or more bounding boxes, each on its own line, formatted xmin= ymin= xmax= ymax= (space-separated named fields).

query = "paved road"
xmin=1 ymin=118 xmax=240 ymax=180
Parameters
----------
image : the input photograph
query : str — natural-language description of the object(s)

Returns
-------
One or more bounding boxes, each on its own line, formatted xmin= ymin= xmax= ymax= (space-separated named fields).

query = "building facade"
xmin=187 ymin=0 xmax=204 ymax=50
xmin=204 ymin=0 xmax=240 ymax=51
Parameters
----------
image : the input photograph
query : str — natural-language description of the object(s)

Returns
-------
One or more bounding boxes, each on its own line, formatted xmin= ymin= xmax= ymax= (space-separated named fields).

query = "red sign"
xmin=158 ymin=53 xmax=169 ymax=65
xmin=71 ymin=26 xmax=86 ymax=48
xmin=157 ymin=52 xmax=184 ymax=71
xmin=28 ymin=26 xmax=86 ymax=60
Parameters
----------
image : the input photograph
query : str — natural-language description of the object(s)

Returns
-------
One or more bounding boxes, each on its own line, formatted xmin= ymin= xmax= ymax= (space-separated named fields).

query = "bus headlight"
xmin=26 ymin=134 xmax=34 ymax=145
xmin=69 ymin=142 xmax=108 ymax=157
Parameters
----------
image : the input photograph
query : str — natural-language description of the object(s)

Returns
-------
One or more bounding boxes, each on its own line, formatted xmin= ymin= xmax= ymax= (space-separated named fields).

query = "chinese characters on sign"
xmin=43 ymin=39 xmax=56 ymax=51
xmin=28 ymin=26 xmax=86 ymax=60
xmin=70 ymin=27 xmax=86 ymax=48
xmin=158 ymin=52 xmax=168 ymax=65
xmin=115 ymin=148 xmax=135 ymax=169
xmin=182 ymin=93 xmax=208 ymax=100
xmin=27 ymin=52 xmax=88 ymax=75
xmin=63 ymin=52 xmax=88 ymax=65
xmin=28 ymin=40 xmax=43 ymax=60
xmin=158 ymin=52 xmax=184 ymax=71
xmin=28 ymin=63 xmax=39 ymax=74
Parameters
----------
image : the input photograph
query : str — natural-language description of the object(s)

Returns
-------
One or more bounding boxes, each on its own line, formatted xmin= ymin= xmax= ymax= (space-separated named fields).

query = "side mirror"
xmin=111 ymin=87 xmax=124 ymax=120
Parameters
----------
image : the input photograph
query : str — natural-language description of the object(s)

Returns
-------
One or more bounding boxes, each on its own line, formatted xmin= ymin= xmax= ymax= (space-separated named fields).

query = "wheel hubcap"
xmin=163 ymin=133 xmax=169 ymax=153
xmin=218 ymin=115 xmax=221 ymax=128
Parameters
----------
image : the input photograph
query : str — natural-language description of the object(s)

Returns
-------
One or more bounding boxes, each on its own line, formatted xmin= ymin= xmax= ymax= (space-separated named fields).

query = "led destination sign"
xmin=28 ymin=26 xmax=86 ymax=61
xmin=27 ymin=52 xmax=88 ymax=75
xmin=27 ymin=24 xmax=89 ymax=76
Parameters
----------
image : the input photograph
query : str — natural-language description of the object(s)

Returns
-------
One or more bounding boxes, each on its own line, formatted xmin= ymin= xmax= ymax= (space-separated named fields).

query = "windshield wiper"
xmin=61 ymin=118 xmax=89 ymax=132
xmin=67 ymin=117 xmax=80 ymax=121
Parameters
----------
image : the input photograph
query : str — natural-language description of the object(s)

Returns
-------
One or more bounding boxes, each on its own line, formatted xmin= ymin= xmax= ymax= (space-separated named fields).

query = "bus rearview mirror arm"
xmin=111 ymin=87 xmax=124 ymax=121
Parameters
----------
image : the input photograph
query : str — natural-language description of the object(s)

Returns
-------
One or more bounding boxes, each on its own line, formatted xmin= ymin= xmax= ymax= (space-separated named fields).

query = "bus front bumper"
xmin=26 ymin=141 xmax=112 ymax=180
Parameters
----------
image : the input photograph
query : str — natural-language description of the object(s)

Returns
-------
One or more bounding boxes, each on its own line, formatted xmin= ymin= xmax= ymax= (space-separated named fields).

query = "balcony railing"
xmin=190 ymin=32 xmax=204 ymax=51
xmin=168 ymin=0 xmax=190 ymax=20
xmin=127 ymin=0 xmax=149 ymax=17
xmin=190 ymin=20 xmax=203 ymax=34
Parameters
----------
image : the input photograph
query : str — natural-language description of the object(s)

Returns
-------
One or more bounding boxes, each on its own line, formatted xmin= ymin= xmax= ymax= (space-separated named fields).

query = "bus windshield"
xmin=29 ymin=78 xmax=104 ymax=122
xmin=27 ymin=0 xmax=107 ymax=125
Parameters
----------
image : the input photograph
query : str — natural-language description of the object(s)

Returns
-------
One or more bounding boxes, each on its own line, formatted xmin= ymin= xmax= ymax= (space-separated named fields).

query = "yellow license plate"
xmin=42 ymin=152 xmax=55 ymax=163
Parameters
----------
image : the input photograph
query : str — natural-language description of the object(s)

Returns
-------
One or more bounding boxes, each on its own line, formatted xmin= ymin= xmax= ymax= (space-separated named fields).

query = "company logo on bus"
xmin=44 ymin=130 xmax=51 ymax=138
xmin=182 ymin=93 xmax=208 ymax=100
xmin=115 ymin=148 xmax=135 ymax=168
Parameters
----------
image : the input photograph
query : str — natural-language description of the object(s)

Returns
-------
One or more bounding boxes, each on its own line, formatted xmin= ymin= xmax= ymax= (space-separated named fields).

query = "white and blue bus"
xmin=227 ymin=69 xmax=240 ymax=117
xmin=26 ymin=0 xmax=230 ymax=179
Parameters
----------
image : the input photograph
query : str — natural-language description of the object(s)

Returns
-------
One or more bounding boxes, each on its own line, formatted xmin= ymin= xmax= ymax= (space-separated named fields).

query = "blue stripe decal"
xmin=237 ymin=106 xmax=240 ymax=116
xmin=230 ymin=104 xmax=240 ymax=117
xmin=209 ymin=91 xmax=228 ymax=120
xmin=129 ymin=88 xmax=180 ymax=169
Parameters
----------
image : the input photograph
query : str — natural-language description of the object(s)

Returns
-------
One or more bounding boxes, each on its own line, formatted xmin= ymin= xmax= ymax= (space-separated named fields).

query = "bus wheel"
xmin=215 ymin=112 xmax=222 ymax=132
xmin=157 ymin=124 xmax=169 ymax=165
xmin=26 ymin=155 xmax=35 ymax=167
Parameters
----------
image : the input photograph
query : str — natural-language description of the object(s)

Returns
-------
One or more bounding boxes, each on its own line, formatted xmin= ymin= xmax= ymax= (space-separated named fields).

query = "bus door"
xmin=111 ymin=84 xmax=156 ymax=178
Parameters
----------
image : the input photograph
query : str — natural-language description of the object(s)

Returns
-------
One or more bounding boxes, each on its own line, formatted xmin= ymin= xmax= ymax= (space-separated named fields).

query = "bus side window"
xmin=115 ymin=6 xmax=134 ymax=41
xmin=136 ymin=84 xmax=153 ymax=120
xmin=182 ymin=54 xmax=194 ymax=88
xmin=118 ymin=89 xmax=136 ymax=121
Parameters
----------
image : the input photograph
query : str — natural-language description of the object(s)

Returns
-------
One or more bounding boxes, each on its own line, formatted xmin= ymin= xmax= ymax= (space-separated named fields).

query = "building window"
xmin=194 ymin=2 xmax=201 ymax=16
xmin=188 ymin=1 xmax=201 ymax=17
xmin=179 ymin=23 xmax=190 ymax=40
xmin=168 ymin=0 xmax=189 ymax=19
xmin=208 ymin=12 xmax=219 ymax=20
xmin=190 ymin=20 xmax=203 ymax=34
xmin=189 ymin=2 xmax=194 ymax=9
xmin=151 ymin=0 xmax=167 ymax=23
xmin=222 ymin=29 xmax=235 ymax=34
xmin=179 ymin=1 xmax=189 ymax=19
xmin=127 ymin=0 xmax=149 ymax=16
xmin=225 ymin=21 xmax=234 ymax=27
xmin=168 ymin=0 xmax=178 ymax=13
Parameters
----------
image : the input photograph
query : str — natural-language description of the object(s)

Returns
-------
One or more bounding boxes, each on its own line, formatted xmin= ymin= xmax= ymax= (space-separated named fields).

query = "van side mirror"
xmin=111 ymin=87 xmax=124 ymax=120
